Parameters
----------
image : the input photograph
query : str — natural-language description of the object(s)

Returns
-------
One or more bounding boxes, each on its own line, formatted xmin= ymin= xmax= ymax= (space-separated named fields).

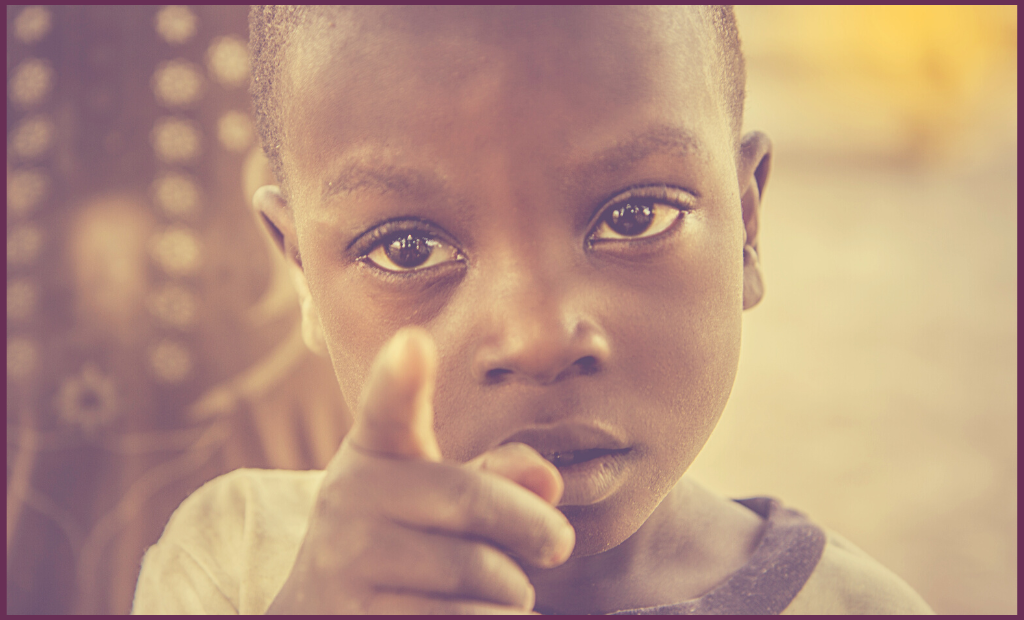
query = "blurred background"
xmin=5 ymin=5 xmax=1016 ymax=615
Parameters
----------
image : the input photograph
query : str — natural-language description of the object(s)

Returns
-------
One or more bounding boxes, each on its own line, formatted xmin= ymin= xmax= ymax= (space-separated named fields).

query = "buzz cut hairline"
xmin=248 ymin=5 xmax=746 ymax=188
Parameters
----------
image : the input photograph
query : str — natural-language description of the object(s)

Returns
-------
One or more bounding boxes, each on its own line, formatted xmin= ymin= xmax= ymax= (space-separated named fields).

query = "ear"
xmin=253 ymin=185 xmax=329 ymax=356
xmin=738 ymin=131 xmax=772 ymax=310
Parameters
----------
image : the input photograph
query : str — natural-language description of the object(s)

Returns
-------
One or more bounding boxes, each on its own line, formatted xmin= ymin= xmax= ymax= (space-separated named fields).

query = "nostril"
xmin=485 ymin=368 xmax=513 ymax=384
xmin=576 ymin=355 xmax=600 ymax=375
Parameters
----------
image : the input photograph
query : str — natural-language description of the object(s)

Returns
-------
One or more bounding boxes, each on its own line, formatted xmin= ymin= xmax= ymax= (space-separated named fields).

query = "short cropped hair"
xmin=249 ymin=6 xmax=745 ymax=187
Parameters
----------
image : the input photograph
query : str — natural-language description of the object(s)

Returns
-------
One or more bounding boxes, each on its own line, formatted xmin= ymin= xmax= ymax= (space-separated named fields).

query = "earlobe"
xmin=290 ymin=262 xmax=330 ymax=356
xmin=742 ymin=245 xmax=764 ymax=309
xmin=253 ymin=184 xmax=329 ymax=356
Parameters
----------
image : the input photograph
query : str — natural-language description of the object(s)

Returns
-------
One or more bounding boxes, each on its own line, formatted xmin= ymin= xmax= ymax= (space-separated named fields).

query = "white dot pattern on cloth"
xmin=217 ymin=110 xmax=254 ymax=152
xmin=151 ymin=116 xmax=203 ymax=163
xmin=9 ymin=58 xmax=54 ymax=108
xmin=55 ymin=363 xmax=121 ymax=433
xmin=8 ymin=225 xmax=44 ymax=266
xmin=149 ymin=226 xmax=204 ymax=276
xmin=206 ymin=36 xmax=251 ymax=88
xmin=152 ymin=171 xmax=202 ymax=218
xmin=13 ymin=7 xmax=52 ymax=44
xmin=149 ymin=339 xmax=193 ymax=382
xmin=154 ymin=5 xmax=198 ymax=44
xmin=7 ymin=168 xmax=50 ymax=217
xmin=10 ymin=115 xmax=56 ymax=160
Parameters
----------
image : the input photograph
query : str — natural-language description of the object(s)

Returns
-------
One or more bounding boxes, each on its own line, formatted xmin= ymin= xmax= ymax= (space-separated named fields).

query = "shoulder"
xmin=782 ymin=528 xmax=934 ymax=615
xmin=156 ymin=468 xmax=325 ymax=567
xmin=172 ymin=468 xmax=326 ymax=529
xmin=132 ymin=468 xmax=325 ymax=615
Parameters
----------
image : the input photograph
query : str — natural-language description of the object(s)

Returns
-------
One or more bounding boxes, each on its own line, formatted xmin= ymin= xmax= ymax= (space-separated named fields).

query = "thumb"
xmin=346 ymin=326 xmax=443 ymax=462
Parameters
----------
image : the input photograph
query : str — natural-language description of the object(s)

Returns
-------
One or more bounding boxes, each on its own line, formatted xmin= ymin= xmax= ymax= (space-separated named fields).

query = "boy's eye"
xmin=363 ymin=232 xmax=463 ymax=272
xmin=589 ymin=187 xmax=693 ymax=243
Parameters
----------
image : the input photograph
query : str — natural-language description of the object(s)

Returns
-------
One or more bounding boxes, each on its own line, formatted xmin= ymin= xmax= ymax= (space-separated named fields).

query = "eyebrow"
xmin=321 ymin=124 xmax=705 ymax=201
xmin=321 ymin=162 xmax=446 ymax=201
xmin=561 ymin=124 xmax=707 ymax=186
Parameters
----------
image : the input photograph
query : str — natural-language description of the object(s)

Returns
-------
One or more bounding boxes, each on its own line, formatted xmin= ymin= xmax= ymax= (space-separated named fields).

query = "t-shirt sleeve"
xmin=132 ymin=539 xmax=239 ymax=614
xmin=131 ymin=468 xmax=324 ymax=615
xmin=782 ymin=529 xmax=934 ymax=615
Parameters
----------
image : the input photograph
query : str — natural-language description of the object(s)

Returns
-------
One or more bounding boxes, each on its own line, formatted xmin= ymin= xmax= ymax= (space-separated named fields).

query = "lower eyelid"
xmin=361 ymin=239 xmax=464 ymax=273
xmin=357 ymin=258 xmax=467 ymax=287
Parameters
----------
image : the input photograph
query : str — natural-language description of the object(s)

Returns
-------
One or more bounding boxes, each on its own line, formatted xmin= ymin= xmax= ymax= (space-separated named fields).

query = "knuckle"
xmin=445 ymin=541 xmax=532 ymax=608
xmin=449 ymin=540 xmax=496 ymax=593
xmin=309 ymin=517 xmax=378 ymax=577
xmin=444 ymin=471 xmax=560 ymax=563
xmin=439 ymin=539 xmax=476 ymax=592
xmin=480 ymin=544 xmax=533 ymax=607
xmin=445 ymin=473 xmax=495 ymax=531
xmin=523 ymin=511 xmax=564 ymax=562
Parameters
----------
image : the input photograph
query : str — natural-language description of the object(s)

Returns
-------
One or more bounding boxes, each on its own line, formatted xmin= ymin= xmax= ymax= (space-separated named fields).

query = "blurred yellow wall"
xmin=688 ymin=6 xmax=1017 ymax=615
xmin=736 ymin=5 xmax=1017 ymax=164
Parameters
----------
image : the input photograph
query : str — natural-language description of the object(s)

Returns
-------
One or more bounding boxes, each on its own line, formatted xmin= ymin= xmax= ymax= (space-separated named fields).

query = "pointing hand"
xmin=267 ymin=327 xmax=574 ymax=614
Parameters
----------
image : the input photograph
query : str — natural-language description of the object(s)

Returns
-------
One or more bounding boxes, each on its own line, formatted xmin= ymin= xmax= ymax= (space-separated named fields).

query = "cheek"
xmin=614 ymin=211 xmax=744 ymax=433
xmin=309 ymin=275 xmax=380 ymax=410
xmin=301 ymin=246 xmax=464 ymax=411
xmin=298 ymin=232 xmax=397 ymax=408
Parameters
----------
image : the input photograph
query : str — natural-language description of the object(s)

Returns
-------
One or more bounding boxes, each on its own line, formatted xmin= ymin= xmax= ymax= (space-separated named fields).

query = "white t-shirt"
xmin=131 ymin=468 xmax=934 ymax=615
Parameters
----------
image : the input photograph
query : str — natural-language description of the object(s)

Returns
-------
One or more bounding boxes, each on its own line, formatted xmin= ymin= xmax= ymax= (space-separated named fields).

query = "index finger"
xmin=346 ymin=327 xmax=443 ymax=462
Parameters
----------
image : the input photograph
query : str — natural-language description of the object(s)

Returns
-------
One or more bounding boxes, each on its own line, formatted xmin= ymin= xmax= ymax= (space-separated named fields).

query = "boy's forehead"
xmin=281 ymin=6 xmax=726 ymax=197
xmin=286 ymin=6 xmax=714 ymax=95
xmin=292 ymin=6 xmax=709 ymax=56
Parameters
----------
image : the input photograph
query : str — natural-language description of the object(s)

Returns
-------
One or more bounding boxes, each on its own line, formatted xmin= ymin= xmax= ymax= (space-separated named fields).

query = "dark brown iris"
xmin=608 ymin=200 xmax=655 ymax=236
xmin=385 ymin=233 xmax=433 ymax=268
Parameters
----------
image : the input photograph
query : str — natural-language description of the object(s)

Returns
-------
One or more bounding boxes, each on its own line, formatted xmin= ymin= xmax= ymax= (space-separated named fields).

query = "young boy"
xmin=133 ymin=6 xmax=934 ymax=614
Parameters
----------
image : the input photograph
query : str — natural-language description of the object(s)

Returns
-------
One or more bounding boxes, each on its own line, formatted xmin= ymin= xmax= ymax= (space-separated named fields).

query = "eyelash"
xmin=586 ymin=185 xmax=696 ymax=248
xmin=352 ymin=185 xmax=696 ymax=276
xmin=352 ymin=219 xmax=465 ymax=277
xmin=352 ymin=219 xmax=432 ymax=254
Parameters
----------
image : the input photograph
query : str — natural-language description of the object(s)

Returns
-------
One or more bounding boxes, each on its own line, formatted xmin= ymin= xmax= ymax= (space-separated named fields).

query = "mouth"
xmin=542 ymin=447 xmax=632 ymax=468
xmin=501 ymin=424 xmax=634 ymax=506
xmin=501 ymin=423 xmax=632 ymax=467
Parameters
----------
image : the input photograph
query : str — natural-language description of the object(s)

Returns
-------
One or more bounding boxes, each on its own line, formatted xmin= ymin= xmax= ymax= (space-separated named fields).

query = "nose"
xmin=471 ymin=259 xmax=611 ymax=386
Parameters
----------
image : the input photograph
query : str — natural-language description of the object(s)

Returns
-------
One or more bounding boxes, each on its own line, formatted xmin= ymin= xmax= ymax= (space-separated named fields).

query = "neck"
xmin=526 ymin=477 xmax=765 ymax=614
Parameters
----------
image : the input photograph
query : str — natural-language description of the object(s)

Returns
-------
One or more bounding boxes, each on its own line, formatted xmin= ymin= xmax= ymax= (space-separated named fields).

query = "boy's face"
xmin=270 ymin=6 xmax=767 ymax=555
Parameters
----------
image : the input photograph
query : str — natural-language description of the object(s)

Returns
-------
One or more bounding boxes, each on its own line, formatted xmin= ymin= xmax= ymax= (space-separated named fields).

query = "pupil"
xmin=385 ymin=233 xmax=433 ymax=268
xmin=609 ymin=201 xmax=655 ymax=235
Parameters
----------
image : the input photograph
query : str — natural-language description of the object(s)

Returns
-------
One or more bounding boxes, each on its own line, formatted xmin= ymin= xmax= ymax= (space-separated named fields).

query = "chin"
xmin=560 ymin=500 xmax=646 ymax=557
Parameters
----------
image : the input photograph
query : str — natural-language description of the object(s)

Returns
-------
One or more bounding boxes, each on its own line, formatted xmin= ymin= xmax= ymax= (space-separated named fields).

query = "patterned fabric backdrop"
xmin=6 ymin=6 xmax=347 ymax=614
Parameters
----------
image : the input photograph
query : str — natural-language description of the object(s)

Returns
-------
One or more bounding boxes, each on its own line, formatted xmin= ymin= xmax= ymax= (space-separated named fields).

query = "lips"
xmin=500 ymin=423 xmax=634 ymax=506
xmin=500 ymin=423 xmax=631 ymax=466
xmin=543 ymin=448 xmax=630 ymax=468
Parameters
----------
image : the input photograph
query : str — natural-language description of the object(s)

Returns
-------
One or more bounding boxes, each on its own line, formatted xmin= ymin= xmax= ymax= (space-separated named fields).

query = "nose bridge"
xmin=485 ymin=176 xmax=566 ymax=318
xmin=499 ymin=245 xmax=562 ymax=335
